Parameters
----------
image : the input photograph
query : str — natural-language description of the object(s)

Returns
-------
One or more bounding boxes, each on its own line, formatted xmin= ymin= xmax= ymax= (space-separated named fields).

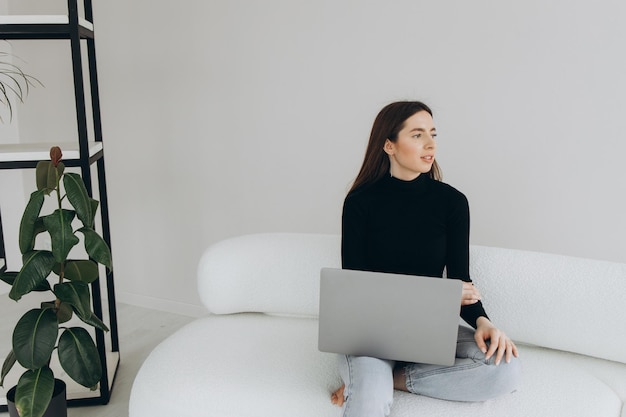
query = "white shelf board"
xmin=0 ymin=15 xmax=93 ymax=31
xmin=0 ymin=142 xmax=103 ymax=163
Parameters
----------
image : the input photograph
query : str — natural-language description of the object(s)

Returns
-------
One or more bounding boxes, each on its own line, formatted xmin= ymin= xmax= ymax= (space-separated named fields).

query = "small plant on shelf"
xmin=0 ymin=146 xmax=112 ymax=417
xmin=0 ymin=47 xmax=42 ymax=123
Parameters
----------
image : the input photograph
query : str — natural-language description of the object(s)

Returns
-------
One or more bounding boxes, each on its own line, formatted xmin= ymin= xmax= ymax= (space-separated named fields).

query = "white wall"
xmin=5 ymin=0 xmax=626 ymax=315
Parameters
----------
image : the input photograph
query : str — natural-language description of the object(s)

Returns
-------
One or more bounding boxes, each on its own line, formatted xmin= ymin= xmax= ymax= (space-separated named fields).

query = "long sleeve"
xmin=445 ymin=191 xmax=488 ymax=328
xmin=341 ymin=193 xmax=369 ymax=271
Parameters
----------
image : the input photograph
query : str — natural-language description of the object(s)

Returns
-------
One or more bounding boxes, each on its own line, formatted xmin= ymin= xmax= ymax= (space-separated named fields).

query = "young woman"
xmin=331 ymin=101 xmax=521 ymax=416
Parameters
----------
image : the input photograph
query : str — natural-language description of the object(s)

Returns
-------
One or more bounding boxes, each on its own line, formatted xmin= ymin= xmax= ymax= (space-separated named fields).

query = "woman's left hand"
xmin=474 ymin=317 xmax=519 ymax=365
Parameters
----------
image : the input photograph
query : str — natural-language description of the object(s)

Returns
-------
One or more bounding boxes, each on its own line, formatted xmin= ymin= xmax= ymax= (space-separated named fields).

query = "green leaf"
xmin=78 ymin=227 xmax=112 ymax=271
xmin=1 ymin=270 xmax=18 ymax=286
xmin=56 ymin=302 xmax=74 ymax=323
xmin=33 ymin=161 xmax=64 ymax=195
xmin=12 ymin=309 xmax=58 ymax=370
xmin=1 ymin=350 xmax=17 ymax=387
xmin=90 ymin=198 xmax=99 ymax=221
xmin=63 ymin=260 xmax=99 ymax=283
xmin=10 ymin=251 xmax=55 ymax=301
xmin=40 ymin=301 xmax=74 ymax=324
xmin=58 ymin=327 xmax=102 ymax=389
xmin=53 ymin=281 xmax=109 ymax=331
xmin=35 ymin=161 xmax=56 ymax=195
xmin=64 ymin=173 xmax=94 ymax=228
xmin=18 ymin=189 xmax=46 ymax=254
xmin=54 ymin=281 xmax=91 ymax=318
xmin=79 ymin=312 xmax=109 ymax=332
xmin=3 ymin=271 xmax=51 ymax=292
xmin=14 ymin=367 xmax=55 ymax=417
xmin=42 ymin=209 xmax=79 ymax=263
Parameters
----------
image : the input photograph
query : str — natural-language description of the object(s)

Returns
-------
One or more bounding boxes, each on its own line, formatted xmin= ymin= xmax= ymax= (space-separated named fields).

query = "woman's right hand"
xmin=461 ymin=282 xmax=481 ymax=305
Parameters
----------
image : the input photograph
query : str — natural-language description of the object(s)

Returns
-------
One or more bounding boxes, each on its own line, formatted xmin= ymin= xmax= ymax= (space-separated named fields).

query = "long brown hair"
xmin=348 ymin=101 xmax=442 ymax=194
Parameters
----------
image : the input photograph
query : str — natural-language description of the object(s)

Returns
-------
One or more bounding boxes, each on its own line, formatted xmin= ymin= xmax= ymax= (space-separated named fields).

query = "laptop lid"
xmin=318 ymin=268 xmax=463 ymax=366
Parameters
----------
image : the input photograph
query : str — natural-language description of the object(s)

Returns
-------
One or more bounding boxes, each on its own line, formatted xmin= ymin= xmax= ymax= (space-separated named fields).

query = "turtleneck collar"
xmin=382 ymin=172 xmax=431 ymax=191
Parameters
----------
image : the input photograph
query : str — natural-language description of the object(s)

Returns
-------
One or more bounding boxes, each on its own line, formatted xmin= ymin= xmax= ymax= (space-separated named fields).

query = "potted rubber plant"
xmin=0 ymin=146 xmax=112 ymax=417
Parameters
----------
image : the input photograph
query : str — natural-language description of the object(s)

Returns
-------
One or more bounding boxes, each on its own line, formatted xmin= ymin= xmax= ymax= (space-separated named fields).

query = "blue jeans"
xmin=337 ymin=326 xmax=522 ymax=417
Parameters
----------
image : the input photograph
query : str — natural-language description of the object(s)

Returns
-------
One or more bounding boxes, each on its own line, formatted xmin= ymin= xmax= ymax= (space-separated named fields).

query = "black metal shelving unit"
xmin=0 ymin=0 xmax=119 ymax=410
xmin=0 ymin=209 xmax=6 ymax=276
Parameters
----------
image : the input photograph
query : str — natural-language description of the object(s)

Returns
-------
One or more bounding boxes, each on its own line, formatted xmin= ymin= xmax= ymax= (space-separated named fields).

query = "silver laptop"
xmin=318 ymin=268 xmax=463 ymax=366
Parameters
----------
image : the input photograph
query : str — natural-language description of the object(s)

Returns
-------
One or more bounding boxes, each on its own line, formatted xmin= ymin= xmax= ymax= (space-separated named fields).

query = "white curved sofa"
xmin=130 ymin=233 xmax=626 ymax=417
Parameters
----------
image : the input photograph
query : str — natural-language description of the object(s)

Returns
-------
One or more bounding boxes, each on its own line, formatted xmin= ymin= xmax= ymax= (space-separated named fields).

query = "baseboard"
xmin=115 ymin=291 xmax=208 ymax=318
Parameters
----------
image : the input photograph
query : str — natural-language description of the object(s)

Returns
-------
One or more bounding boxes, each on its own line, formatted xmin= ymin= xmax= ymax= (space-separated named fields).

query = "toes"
xmin=330 ymin=385 xmax=346 ymax=407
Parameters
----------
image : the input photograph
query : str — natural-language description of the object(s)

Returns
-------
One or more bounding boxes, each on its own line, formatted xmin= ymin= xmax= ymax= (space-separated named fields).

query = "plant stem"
xmin=55 ymin=169 xmax=62 ymax=210
xmin=55 ymin=168 xmax=64 ymax=285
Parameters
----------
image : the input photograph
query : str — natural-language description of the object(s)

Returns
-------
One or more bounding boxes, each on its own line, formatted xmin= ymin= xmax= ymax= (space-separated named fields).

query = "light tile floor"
xmin=0 ymin=300 xmax=195 ymax=417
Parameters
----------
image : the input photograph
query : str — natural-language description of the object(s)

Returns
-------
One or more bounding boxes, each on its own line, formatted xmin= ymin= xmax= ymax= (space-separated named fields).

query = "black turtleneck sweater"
xmin=341 ymin=173 xmax=488 ymax=328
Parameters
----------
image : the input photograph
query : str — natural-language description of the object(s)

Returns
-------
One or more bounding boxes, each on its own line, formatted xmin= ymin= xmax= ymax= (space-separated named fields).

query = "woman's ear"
xmin=383 ymin=139 xmax=394 ymax=155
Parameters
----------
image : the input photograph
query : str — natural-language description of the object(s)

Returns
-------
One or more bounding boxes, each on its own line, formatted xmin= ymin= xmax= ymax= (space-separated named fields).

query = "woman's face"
xmin=384 ymin=111 xmax=437 ymax=181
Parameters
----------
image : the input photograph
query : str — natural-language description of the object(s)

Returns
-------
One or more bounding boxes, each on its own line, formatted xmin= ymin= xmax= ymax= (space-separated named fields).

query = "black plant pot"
xmin=7 ymin=379 xmax=67 ymax=417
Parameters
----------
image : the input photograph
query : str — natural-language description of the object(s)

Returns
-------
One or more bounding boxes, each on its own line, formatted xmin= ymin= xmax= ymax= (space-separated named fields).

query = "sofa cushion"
xmin=130 ymin=314 xmax=341 ymax=417
xmin=470 ymin=245 xmax=626 ymax=364
xmin=130 ymin=314 xmax=626 ymax=417
xmin=197 ymin=233 xmax=340 ymax=316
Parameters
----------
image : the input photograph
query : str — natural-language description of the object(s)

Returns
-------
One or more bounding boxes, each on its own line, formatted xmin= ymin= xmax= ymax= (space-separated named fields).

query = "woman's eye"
xmin=412 ymin=134 xmax=421 ymax=139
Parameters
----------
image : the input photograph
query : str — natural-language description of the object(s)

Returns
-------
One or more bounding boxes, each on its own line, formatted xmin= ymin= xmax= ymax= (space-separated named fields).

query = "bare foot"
xmin=331 ymin=384 xmax=345 ymax=407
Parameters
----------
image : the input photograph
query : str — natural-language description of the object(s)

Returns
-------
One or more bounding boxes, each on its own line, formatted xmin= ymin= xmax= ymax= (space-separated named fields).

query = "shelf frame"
xmin=0 ymin=209 xmax=5 ymax=275
xmin=0 ymin=0 xmax=120 ymax=410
